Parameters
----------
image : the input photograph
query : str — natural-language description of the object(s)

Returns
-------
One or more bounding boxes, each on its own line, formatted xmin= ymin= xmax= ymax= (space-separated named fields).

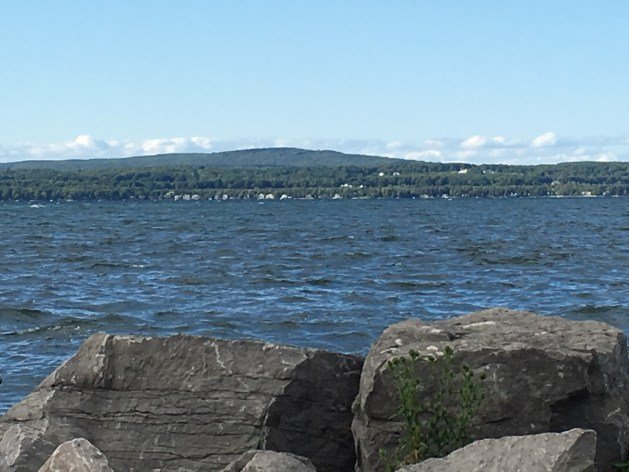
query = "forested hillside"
xmin=0 ymin=148 xmax=398 ymax=171
xmin=0 ymin=154 xmax=626 ymax=201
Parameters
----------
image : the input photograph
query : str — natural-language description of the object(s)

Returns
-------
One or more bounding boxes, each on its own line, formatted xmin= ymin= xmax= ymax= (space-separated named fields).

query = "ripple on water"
xmin=571 ymin=304 xmax=627 ymax=316
xmin=0 ymin=197 xmax=627 ymax=413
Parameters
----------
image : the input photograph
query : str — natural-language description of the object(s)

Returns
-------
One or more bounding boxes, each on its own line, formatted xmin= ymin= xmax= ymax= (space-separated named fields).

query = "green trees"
xmin=0 ymin=161 xmax=626 ymax=201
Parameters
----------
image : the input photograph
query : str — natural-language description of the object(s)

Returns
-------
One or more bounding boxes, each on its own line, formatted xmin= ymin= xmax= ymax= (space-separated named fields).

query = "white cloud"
xmin=488 ymin=149 xmax=507 ymax=158
xmin=386 ymin=141 xmax=402 ymax=150
xmin=531 ymin=132 xmax=557 ymax=148
xmin=455 ymin=150 xmax=478 ymax=161
xmin=404 ymin=150 xmax=443 ymax=161
xmin=461 ymin=135 xmax=487 ymax=149
xmin=274 ymin=138 xmax=288 ymax=147
xmin=423 ymin=138 xmax=443 ymax=147
xmin=75 ymin=135 xmax=93 ymax=147
xmin=596 ymin=153 xmax=616 ymax=162
xmin=0 ymin=133 xmax=627 ymax=165
xmin=140 ymin=137 xmax=214 ymax=154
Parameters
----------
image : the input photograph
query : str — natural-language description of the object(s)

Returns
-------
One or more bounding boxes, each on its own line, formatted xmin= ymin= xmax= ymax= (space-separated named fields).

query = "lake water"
xmin=0 ymin=198 xmax=627 ymax=412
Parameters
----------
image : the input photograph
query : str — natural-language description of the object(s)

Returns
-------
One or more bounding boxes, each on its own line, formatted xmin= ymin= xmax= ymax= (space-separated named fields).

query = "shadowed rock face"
xmin=396 ymin=429 xmax=597 ymax=472
xmin=0 ymin=334 xmax=363 ymax=472
xmin=352 ymin=308 xmax=629 ymax=472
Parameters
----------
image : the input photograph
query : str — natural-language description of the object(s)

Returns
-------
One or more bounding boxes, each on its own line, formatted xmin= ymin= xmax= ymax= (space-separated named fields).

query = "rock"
xmin=222 ymin=449 xmax=316 ymax=472
xmin=353 ymin=308 xmax=629 ymax=472
xmin=0 ymin=334 xmax=362 ymax=472
xmin=396 ymin=428 xmax=596 ymax=472
xmin=38 ymin=438 xmax=113 ymax=472
xmin=0 ymin=421 xmax=60 ymax=472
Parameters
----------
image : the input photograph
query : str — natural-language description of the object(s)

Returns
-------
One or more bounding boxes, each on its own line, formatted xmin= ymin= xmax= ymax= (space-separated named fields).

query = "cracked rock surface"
xmin=0 ymin=334 xmax=363 ymax=472
xmin=352 ymin=308 xmax=629 ymax=472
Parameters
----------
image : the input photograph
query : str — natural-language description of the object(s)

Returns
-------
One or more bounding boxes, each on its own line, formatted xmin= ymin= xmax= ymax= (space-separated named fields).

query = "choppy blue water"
xmin=0 ymin=198 xmax=627 ymax=412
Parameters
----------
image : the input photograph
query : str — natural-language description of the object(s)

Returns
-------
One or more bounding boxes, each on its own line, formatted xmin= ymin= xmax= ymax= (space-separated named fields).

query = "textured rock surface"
xmin=0 ymin=334 xmax=362 ymax=472
xmin=222 ymin=449 xmax=316 ymax=472
xmin=396 ymin=429 xmax=596 ymax=472
xmin=38 ymin=438 xmax=113 ymax=472
xmin=353 ymin=308 xmax=629 ymax=472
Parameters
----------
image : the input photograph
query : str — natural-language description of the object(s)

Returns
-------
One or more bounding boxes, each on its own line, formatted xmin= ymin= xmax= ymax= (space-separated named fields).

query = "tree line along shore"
xmin=0 ymin=157 xmax=627 ymax=201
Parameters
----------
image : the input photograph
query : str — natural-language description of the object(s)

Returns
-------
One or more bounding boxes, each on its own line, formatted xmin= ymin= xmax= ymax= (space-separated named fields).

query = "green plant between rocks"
xmin=613 ymin=461 xmax=629 ymax=471
xmin=379 ymin=345 xmax=485 ymax=472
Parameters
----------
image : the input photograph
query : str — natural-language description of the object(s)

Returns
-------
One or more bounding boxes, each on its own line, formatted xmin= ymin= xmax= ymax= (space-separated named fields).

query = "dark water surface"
xmin=1 ymin=198 xmax=627 ymax=412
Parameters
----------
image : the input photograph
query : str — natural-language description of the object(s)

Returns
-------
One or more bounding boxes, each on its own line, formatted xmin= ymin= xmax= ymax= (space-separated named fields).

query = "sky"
xmin=1 ymin=1 xmax=628 ymax=164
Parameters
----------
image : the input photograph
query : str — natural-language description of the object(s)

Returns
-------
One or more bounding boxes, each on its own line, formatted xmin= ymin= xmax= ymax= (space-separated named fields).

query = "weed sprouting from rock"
xmin=380 ymin=345 xmax=485 ymax=471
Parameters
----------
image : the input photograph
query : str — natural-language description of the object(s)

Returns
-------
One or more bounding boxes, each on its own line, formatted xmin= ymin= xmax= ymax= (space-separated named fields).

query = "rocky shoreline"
xmin=1 ymin=308 xmax=627 ymax=471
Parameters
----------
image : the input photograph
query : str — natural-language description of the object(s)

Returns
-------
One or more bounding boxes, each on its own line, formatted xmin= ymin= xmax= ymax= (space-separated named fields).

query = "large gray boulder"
xmin=222 ymin=450 xmax=316 ymax=472
xmin=37 ymin=438 xmax=113 ymax=472
xmin=353 ymin=308 xmax=629 ymax=472
xmin=396 ymin=428 xmax=596 ymax=472
xmin=0 ymin=334 xmax=362 ymax=472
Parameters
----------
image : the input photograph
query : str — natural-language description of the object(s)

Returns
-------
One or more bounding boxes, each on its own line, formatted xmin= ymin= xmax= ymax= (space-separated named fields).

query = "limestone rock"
xmin=38 ymin=438 xmax=113 ymax=472
xmin=0 ymin=334 xmax=362 ymax=472
xmin=222 ymin=450 xmax=316 ymax=472
xmin=353 ymin=308 xmax=629 ymax=471
xmin=396 ymin=428 xmax=596 ymax=472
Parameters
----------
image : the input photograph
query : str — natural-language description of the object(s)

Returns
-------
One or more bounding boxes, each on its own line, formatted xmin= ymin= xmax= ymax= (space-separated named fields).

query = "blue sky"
xmin=1 ymin=1 xmax=628 ymax=164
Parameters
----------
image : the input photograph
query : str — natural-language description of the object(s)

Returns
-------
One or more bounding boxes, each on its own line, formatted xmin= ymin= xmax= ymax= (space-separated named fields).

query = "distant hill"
xmin=0 ymin=146 xmax=627 ymax=201
xmin=0 ymin=147 xmax=401 ymax=170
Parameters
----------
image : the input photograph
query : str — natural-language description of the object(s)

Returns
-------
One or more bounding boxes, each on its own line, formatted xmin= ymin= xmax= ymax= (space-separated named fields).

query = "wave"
xmin=252 ymin=277 xmax=299 ymax=286
xmin=319 ymin=235 xmax=355 ymax=242
xmin=59 ymin=255 xmax=92 ymax=263
xmin=571 ymin=304 xmax=625 ymax=316
xmin=343 ymin=251 xmax=371 ymax=260
xmin=0 ymin=307 xmax=52 ymax=321
xmin=479 ymin=255 xmax=544 ymax=265
xmin=1 ymin=316 xmax=88 ymax=337
xmin=165 ymin=276 xmax=208 ymax=286
xmin=305 ymin=278 xmax=334 ymax=286
xmin=385 ymin=280 xmax=450 ymax=290
xmin=90 ymin=261 xmax=146 ymax=269
xmin=0 ymin=311 xmax=137 ymax=337
xmin=278 ymin=295 xmax=312 ymax=303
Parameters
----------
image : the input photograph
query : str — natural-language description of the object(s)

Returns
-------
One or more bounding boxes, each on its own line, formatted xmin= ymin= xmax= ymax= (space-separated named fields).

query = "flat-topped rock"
xmin=0 ymin=334 xmax=362 ymax=472
xmin=396 ymin=428 xmax=596 ymax=472
xmin=353 ymin=308 xmax=629 ymax=471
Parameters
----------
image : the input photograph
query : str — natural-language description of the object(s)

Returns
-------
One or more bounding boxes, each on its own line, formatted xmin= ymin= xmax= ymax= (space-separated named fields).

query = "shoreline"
xmin=4 ymin=193 xmax=628 ymax=204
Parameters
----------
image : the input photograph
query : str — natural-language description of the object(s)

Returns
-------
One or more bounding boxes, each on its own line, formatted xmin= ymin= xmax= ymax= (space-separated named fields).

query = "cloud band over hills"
xmin=0 ymin=132 xmax=627 ymax=165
